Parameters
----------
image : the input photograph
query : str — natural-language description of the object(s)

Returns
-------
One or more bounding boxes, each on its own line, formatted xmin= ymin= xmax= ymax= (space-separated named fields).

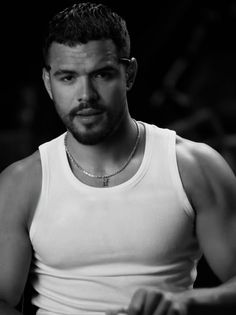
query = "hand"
xmin=106 ymin=288 xmax=189 ymax=315
xmin=106 ymin=286 xmax=236 ymax=315
xmin=127 ymin=288 xmax=188 ymax=315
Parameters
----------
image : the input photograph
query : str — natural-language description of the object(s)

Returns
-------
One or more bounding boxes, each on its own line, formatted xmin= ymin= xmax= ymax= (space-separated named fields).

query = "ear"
xmin=126 ymin=57 xmax=138 ymax=91
xmin=42 ymin=67 xmax=53 ymax=99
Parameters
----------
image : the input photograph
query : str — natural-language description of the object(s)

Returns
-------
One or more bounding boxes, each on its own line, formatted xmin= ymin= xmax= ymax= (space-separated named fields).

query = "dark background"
xmin=1 ymin=0 xmax=236 ymax=291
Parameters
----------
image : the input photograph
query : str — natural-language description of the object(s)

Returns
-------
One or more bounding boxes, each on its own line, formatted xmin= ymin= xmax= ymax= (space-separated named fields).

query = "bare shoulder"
xmin=0 ymin=150 xmax=42 ymax=193
xmin=1 ymin=150 xmax=41 ymax=175
xmin=175 ymin=135 xmax=230 ymax=173
xmin=175 ymin=135 xmax=236 ymax=212
xmin=0 ymin=151 xmax=42 ymax=230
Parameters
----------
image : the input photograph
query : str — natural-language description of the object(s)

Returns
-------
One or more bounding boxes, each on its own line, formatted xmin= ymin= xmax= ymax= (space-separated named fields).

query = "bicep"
xmin=196 ymin=203 xmax=236 ymax=282
xmin=192 ymin=145 xmax=236 ymax=282
xmin=0 ymin=161 xmax=38 ymax=307
xmin=0 ymin=224 xmax=32 ymax=306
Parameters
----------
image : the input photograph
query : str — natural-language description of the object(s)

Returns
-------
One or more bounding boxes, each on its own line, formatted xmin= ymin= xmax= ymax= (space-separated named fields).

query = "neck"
xmin=66 ymin=115 xmax=137 ymax=175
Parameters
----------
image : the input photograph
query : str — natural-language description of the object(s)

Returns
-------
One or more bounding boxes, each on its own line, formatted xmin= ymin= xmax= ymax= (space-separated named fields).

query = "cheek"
xmin=112 ymin=86 xmax=127 ymax=108
xmin=51 ymin=84 xmax=74 ymax=111
xmin=101 ymin=82 xmax=126 ymax=105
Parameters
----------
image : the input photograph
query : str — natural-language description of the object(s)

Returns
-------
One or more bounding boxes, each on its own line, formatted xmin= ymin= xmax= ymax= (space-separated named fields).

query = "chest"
xmin=32 ymin=188 xmax=196 ymax=270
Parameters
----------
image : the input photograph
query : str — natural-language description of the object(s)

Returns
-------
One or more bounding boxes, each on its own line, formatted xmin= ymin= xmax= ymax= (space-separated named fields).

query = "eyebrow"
xmin=52 ymin=69 xmax=77 ymax=77
xmin=52 ymin=64 xmax=120 ymax=77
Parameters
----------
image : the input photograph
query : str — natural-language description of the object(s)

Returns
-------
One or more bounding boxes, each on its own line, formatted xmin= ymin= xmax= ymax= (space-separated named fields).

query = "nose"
xmin=77 ymin=75 xmax=98 ymax=103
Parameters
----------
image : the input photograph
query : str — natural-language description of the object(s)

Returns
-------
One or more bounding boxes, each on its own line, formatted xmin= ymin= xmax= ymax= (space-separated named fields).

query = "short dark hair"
xmin=43 ymin=2 xmax=131 ymax=66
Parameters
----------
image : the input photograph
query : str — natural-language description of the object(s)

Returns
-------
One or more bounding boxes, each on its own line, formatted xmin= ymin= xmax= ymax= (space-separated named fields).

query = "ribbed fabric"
xmin=29 ymin=122 xmax=201 ymax=315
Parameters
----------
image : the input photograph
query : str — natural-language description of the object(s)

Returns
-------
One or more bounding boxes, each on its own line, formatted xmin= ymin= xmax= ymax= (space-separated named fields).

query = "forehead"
xmin=48 ymin=39 xmax=119 ymax=71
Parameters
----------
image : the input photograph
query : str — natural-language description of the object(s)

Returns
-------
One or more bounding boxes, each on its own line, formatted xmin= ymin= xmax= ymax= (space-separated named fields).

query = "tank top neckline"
xmin=60 ymin=122 xmax=154 ymax=192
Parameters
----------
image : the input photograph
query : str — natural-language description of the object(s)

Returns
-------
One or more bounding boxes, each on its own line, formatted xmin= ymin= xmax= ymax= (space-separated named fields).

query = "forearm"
xmin=0 ymin=301 xmax=22 ymax=315
xmin=187 ymin=276 xmax=236 ymax=314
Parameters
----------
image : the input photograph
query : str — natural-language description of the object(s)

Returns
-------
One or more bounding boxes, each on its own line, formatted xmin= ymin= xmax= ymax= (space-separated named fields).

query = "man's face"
xmin=43 ymin=40 xmax=129 ymax=145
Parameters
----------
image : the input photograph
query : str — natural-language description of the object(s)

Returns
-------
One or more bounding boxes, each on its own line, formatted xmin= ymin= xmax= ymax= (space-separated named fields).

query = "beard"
xmin=57 ymin=102 xmax=126 ymax=145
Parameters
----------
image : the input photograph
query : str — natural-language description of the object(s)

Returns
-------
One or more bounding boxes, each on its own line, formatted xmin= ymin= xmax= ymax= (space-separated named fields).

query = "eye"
xmin=60 ymin=75 xmax=76 ymax=83
xmin=93 ymin=70 xmax=115 ymax=81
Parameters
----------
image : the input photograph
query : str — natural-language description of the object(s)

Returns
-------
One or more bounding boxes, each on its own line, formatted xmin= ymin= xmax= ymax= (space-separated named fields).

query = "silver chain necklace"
xmin=64 ymin=120 xmax=140 ymax=187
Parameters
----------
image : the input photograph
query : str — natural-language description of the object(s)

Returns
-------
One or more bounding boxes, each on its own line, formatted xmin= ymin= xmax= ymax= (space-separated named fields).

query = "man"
xmin=0 ymin=2 xmax=236 ymax=315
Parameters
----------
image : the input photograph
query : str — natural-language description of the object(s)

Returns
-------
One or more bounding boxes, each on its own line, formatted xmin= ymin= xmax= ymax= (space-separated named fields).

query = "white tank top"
xmin=29 ymin=122 xmax=201 ymax=315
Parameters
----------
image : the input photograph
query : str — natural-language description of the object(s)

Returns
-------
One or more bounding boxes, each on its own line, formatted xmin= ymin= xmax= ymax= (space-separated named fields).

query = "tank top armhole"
xmin=168 ymin=130 xmax=195 ymax=220
xmin=29 ymin=143 xmax=49 ymax=242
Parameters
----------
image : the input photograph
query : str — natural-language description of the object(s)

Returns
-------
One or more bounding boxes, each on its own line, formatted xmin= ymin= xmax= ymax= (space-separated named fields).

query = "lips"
xmin=76 ymin=108 xmax=104 ymax=117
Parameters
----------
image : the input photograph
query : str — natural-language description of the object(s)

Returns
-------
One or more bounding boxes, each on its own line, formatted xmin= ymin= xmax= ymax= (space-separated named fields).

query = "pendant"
xmin=103 ymin=177 xmax=109 ymax=187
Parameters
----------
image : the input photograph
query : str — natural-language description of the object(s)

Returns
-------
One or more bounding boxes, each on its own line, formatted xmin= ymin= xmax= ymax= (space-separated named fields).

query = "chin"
xmin=65 ymin=112 xmax=123 ymax=145
xmin=70 ymin=126 xmax=113 ymax=145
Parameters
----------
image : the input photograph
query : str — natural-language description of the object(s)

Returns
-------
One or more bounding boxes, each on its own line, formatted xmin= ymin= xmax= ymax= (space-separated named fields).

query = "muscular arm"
xmin=176 ymin=138 xmax=236 ymax=313
xmin=0 ymin=152 xmax=41 ymax=314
